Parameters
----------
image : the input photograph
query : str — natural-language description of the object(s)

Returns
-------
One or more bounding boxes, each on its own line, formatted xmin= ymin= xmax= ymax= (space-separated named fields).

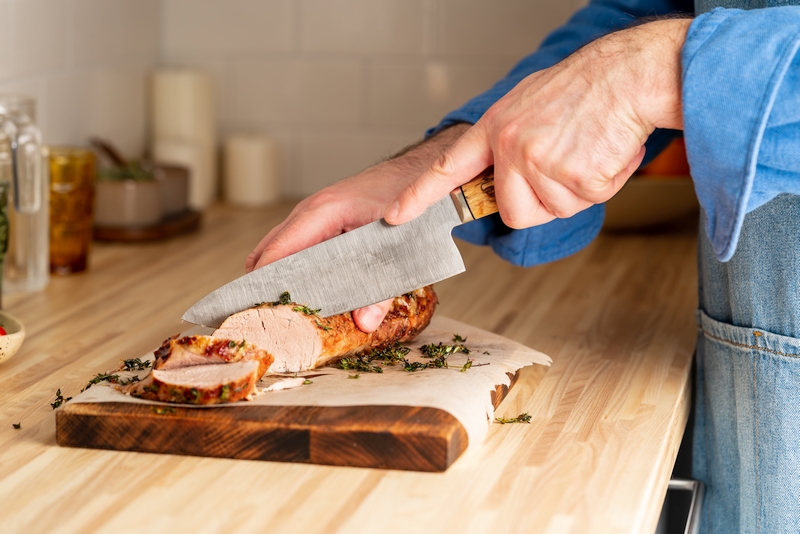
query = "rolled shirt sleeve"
xmin=682 ymin=6 xmax=800 ymax=261
xmin=427 ymin=0 xmax=693 ymax=267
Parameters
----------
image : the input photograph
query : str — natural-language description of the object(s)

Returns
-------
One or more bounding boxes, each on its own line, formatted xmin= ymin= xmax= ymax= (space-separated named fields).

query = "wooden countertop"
xmin=0 ymin=204 xmax=698 ymax=533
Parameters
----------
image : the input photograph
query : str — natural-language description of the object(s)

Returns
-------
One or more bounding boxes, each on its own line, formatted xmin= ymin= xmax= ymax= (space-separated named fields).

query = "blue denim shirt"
xmin=430 ymin=1 xmax=800 ymax=265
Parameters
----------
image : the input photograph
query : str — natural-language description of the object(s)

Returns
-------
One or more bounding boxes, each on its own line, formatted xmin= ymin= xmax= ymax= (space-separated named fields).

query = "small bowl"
xmin=0 ymin=311 xmax=25 ymax=365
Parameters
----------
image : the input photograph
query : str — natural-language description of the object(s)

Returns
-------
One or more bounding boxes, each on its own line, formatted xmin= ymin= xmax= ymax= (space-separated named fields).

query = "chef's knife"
xmin=183 ymin=167 xmax=498 ymax=327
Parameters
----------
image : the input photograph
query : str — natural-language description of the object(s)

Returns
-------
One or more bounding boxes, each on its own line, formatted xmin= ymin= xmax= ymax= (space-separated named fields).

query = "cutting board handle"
xmin=450 ymin=167 xmax=497 ymax=222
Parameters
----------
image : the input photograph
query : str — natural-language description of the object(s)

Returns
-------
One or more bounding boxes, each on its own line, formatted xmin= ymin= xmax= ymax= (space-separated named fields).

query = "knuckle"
xmin=429 ymin=150 xmax=457 ymax=177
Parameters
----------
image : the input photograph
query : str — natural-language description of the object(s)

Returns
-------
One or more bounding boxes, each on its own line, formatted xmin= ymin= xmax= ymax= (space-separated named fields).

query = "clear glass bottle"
xmin=0 ymin=94 xmax=48 ymax=293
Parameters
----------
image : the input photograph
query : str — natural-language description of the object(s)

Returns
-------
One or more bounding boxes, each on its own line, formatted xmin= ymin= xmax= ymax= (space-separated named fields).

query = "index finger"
xmin=384 ymin=124 xmax=492 ymax=225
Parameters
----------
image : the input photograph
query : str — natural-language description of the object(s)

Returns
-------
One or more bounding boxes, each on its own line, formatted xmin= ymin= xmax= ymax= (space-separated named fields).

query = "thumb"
xmin=384 ymin=125 xmax=492 ymax=225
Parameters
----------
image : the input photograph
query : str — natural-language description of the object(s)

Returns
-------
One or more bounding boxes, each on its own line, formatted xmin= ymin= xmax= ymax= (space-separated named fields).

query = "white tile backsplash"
xmin=0 ymin=0 xmax=586 ymax=195
xmin=367 ymin=60 xmax=513 ymax=129
xmin=300 ymin=0 xmax=426 ymax=55
xmin=232 ymin=58 xmax=363 ymax=126
xmin=161 ymin=0 xmax=294 ymax=54
xmin=12 ymin=0 xmax=68 ymax=77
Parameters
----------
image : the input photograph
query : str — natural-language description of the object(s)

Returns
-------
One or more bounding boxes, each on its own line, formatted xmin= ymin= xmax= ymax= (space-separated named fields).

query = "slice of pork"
xmin=153 ymin=335 xmax=274 ymax=378
xmin=126 ymin=360 xmax=259 ymax=405
xmin=212 ymin=286 xmax=438 ymax=373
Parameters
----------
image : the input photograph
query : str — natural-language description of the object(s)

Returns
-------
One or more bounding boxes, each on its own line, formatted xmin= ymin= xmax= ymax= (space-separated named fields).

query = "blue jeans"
xmin=695 ymin=194 xmax=800 ymax=533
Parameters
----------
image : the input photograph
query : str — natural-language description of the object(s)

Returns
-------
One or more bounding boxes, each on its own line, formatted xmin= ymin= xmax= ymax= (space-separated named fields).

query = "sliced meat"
xmin=153 ymin=335 xmax=274 ymax=378
xmin=126 ymin=360 xmax=259 ymax=405
xmin=211 ymin=286 xmax=437 ymax=373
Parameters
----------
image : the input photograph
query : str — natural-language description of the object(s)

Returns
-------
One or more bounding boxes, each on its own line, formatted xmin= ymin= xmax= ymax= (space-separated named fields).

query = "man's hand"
xmin=246 ymin=123 xmax=470 ymax=332
xmin=384 ymin=19 xmax=691 ymax=228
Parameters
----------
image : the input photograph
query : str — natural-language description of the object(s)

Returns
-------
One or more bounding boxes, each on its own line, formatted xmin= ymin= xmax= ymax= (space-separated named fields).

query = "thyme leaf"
xmin=315 ymin=320 xmax=332 ymax=331
xmin=303 ymin=379 xmax=313 ymax=385
xmin=460 ymin=359 xmax=473 ymax=372
xmin=50 ymin=388 xmax=72 ymax=409
xmin=119 ymin=358 xmax=151 ymax=371
xmin=452 ymin=333 xmax=467 ymax=343
xmin=293 ymin=304 xmax=321 ymax=315
xmin=403 ymin=359 xmax=428 ymax=372
xmin=495 ymin=412 xmax=532 ymax=424
xmin=348 ymin=374 xmax=360 ymax=379
xmin=12 ymin=422 xmax=20 ymax=429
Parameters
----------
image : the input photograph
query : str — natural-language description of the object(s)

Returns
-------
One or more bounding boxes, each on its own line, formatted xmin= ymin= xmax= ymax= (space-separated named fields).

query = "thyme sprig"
xmin=119 ymin=358 xmax=151 ymax=371
xmin=460 ymin=358 xmax=490 ymax=372
xmin=495 ymin=412 xmax=532 ymax=424
xmin=82 ymin=372 xmax=121 ymax=392
xmin=361 ymin=342 xmax=410 ymax=365
xmin=51 ymin=389 xmax=72 ymax=409
xmin=419 ymin=342 xmax=470 ymax=359
xmin=118 ymin=376 xmax=141 ymax=386
xmin=254 ymin=290 xmax=293 ymax=308
xmin=338 ymin=357 xmax=383 ymax=373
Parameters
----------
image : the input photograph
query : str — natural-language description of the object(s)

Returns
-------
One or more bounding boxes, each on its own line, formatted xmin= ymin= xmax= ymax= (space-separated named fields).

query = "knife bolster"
xmin=450 ymin=189 xmax=475 ymax=223
xmin=457 ymin=167 xmax=498 ymax=221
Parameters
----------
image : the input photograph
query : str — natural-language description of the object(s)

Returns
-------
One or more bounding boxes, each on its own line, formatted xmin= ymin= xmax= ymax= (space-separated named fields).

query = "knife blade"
xmin=182 ymin=167 xmax=497 ymax=327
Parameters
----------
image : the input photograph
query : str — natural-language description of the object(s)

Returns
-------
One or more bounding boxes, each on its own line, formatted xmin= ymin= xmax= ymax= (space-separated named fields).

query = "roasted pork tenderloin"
xmin=211 ymin=285 xmax=438 ymax=373
xmin=122 ymin=286 xmax=437 ymax=405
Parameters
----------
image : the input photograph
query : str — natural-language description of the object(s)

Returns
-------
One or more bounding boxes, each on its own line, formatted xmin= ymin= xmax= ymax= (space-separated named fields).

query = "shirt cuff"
xmin=682 ymin=6 xmax=800 ymax=261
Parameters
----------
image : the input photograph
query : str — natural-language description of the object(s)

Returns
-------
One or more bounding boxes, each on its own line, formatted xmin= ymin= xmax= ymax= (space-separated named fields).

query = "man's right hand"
xmin=245 ymin=123 xmax=471 ymax=333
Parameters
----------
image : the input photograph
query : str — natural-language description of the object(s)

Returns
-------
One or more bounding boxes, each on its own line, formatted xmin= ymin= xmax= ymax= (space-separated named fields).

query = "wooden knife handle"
xmin=449 ymin=166 xmax=497 ymax=222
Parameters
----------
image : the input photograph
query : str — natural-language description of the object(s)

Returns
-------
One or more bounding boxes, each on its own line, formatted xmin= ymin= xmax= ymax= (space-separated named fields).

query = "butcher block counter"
xmin=0 ymin=203 xmax=698 ymax=533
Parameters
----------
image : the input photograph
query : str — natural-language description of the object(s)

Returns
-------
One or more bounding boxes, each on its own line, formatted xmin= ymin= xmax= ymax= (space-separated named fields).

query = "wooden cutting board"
xmin=55 ymin=375 xmax=516 ymax=472
xmin=55 ymin=317 xmax=545 ymax=472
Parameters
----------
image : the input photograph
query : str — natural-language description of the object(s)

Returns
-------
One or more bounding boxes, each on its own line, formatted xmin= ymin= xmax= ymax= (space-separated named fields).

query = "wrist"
xmin=633 ymin=19 xmax=692 ymax=130
xmin=388 ymin=122 xmax=470 ymax=174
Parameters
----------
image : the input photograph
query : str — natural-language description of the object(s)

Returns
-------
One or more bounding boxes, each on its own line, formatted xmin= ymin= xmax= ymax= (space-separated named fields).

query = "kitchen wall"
xmin=0 ymin=0 xmax=587 ymax=199
xmin=160 ymin=0 xmax=588 ymax=197
xmin=0 ymin=0 xmax=160 ymax=157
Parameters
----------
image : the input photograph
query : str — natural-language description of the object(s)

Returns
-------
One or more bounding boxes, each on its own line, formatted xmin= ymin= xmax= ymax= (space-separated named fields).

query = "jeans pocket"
xmin=695 ymin=310 xmax=800 ymax=534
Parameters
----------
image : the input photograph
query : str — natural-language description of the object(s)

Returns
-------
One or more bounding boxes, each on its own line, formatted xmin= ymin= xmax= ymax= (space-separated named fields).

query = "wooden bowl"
xmin=0 ymin=311 xmax=25 ymax=365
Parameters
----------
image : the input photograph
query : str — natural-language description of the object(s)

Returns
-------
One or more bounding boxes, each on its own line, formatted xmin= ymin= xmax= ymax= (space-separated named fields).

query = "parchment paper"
xmin=68 ymin=316 xmax=551 ymax=448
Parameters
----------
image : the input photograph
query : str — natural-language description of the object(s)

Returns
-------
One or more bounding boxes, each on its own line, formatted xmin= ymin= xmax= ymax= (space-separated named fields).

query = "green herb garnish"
xmin=403 ymin=360 xmax=428 ymax=372
xmin=303 ymin=379 xmax=313 ymax=385
xmin=453 ymin=334 xmax=467 ymax=343
xmin=118 ymin=376 xmax=141 ymax=386
xmin=220 ymin=384 xmax=230 ymax=402
xmin=293 ymin=305 xmax=321 ymax=315
xmin=51 ymin=389 xmax=72 ymax=409
xmin=315 ymin=320 xmax=332 ymax=331
xmin=82 ymin=373 xmax=121 ymax=392
xmin=348 ymin=374 xmax=360 ymax=380
xmin=360 ymin=342 xmax=410 ymax=365
xmin=12 ymin=422 xmax=20 ymax=429
xmin=119 ymin=358 xmax=151 ymax=371
xmin=273 ymin=291 xmax=291 ymax=305
xmin=460 ymin=359 xmax=473 ymax=372
xmin=338 ymin=357 xmax=383 ymax=373
xmin=420 ymin=342 xmax=470 ymax=359
xmin=495 ymin=412 xmax=532 ymax=424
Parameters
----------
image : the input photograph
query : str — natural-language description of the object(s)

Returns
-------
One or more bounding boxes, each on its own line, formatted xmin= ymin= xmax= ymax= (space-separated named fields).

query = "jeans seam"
xmin=701 ymin=328 xmax=800 ymax=358
xmin=754 ymin=355 xmax=761 ymax=534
